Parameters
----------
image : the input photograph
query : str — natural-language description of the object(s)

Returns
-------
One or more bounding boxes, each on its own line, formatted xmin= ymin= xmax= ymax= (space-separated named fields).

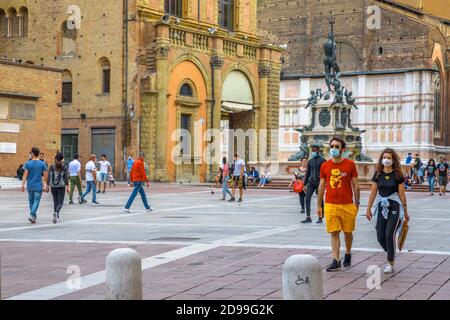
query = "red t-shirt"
xmin=320 ymin=159 xmax=358 ymax=204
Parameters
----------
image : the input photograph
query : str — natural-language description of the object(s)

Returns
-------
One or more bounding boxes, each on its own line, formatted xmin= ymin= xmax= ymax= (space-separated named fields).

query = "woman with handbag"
xmin=289 ymin=157 xmax=308 ymax=215
xmin=366 ymin=148 xmax=410 ymax=274
xmin=46 ymin=152 xmax=69 ymax=224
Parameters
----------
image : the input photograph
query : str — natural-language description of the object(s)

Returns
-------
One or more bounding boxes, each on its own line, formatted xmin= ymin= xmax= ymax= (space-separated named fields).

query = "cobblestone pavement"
xmin=0 ymin=183 xmax=449 ymax=300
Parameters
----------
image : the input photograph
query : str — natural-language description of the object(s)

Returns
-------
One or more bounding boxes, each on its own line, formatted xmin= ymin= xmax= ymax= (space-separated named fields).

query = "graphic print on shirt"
xmin=330 ymin=168 xmax=343 ymax=189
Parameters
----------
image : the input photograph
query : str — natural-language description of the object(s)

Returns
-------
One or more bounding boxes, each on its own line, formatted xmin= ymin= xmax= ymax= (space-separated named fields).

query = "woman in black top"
xmin=425 ymin=159 xmax=438 ymax=195
xmin=46 ymin=153 xmax=69 ymax=224
xmin=366 ymin=148 xmax=410 ymax=274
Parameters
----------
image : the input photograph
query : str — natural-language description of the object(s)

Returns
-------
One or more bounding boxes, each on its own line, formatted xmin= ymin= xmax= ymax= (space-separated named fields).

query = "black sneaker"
xmin=228 ymin=197 xmax=235 ymax=202
xmin=77 ymin=196 xmax=82 ymax=204
xmin=316 ymin=218 xmax=323 ymax=224
xmin=300 ymin=209 xmax=305 ymax=214
xmin=69 ymin=200 xmax=74 ymax=205
xmin=237 ymin=198 xmax=242 ymax=203
xmin=343 ymin=254 xmax=352 ymax=268
xmin=301 ymin=217 xmax=312 ymax=223
xmin=326 ymin=259 xmax=341 ymax=272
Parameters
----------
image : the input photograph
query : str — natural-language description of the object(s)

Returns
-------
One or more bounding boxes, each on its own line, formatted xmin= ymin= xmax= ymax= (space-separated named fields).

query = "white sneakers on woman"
xmin=384 ymin=263 xmax=394 ymax=274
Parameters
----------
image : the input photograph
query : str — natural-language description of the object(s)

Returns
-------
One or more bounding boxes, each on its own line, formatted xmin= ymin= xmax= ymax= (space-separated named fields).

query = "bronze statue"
xmin=304 ymin=89 xmax=322 ymax=131
xmin=344 ymin=89 xmax=360 ymax=131
xmin=323 ymin=16 xmax=341 ymax=93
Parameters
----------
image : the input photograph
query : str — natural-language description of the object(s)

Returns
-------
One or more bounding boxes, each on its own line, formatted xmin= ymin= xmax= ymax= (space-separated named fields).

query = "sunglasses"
xmin=330 ymin=145 xmax=341 ymax=149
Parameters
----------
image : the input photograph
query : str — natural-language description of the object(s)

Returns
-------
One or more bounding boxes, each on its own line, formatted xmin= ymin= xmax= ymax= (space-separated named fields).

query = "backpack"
xmin=49 ymin=164 xmax=67 ymax=188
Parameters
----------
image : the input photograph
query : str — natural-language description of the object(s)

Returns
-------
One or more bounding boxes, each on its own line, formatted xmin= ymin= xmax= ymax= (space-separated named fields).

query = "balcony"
xmin=156 ymin=23 xmax=260 ymax=61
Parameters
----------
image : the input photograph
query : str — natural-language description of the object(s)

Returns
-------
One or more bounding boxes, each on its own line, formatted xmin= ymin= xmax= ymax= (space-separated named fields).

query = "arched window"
xmin=62 ymin=70 xmax=73 ymax=103
xmin=179 ymin=83 xmax=193 ymax=97
xmin=432 ymin=65 xmax=441 ymax=137
xmin=7 ymin=8 xmax=19 ymax=37
xmin=165 ymin=0 xmax=182 ymax=17
xmin=0 ymin=10 xmax=7 ymax=37
xmin=19 ymin=7 xmax=28 ymax=37
xmin=218 ymin=0 xmax=234 ymax=30
xmin=61 ymin=21 xmax=77 ymax=55
xmin=100 ymin=58 xmax=111 ymax=94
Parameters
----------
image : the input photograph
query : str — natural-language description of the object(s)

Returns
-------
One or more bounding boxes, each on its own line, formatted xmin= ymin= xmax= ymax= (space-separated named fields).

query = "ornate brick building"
xmin=258 ymin=0 xmax=450 ymax=161
xmin=0 ymin=0 xmax=282 ymax=182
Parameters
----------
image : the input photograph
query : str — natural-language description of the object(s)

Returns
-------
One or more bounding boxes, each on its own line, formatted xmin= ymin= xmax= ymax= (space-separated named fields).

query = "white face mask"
xmin=382 ymin=158 xmax=393 ymax=167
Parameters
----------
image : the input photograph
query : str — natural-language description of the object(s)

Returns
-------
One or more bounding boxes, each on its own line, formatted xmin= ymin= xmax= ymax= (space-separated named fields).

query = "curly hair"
xmin=375 ymin=148 xmax=403 ymax=180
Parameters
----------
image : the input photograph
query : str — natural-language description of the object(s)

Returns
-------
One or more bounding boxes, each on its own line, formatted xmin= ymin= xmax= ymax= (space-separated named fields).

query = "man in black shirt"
xmin=437 ymin=157 xmax=449 ymax=196
xmin=302 ymin=144 xmax=326 ymax=224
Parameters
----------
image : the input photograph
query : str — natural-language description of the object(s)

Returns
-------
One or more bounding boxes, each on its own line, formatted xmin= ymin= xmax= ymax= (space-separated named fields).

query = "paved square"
xmin=1 ymin=183 xmax=449 ymax=300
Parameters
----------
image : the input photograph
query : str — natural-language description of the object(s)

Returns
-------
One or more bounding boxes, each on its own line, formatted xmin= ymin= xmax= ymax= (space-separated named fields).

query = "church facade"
xmin=258 ymin=0 xmax=449 ymax=161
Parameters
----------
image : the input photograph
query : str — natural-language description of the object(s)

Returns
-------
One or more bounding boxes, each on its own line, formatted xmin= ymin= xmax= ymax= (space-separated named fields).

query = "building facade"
xmin=0 ymin=59 xmax=62 ymax=177
xmin=0 ymin=0 xmax=282 ymax=182
xmin=258 ymin=0 xmax=450 ymax=161
xmin=0 ymin=0 xmax=132 ymax=178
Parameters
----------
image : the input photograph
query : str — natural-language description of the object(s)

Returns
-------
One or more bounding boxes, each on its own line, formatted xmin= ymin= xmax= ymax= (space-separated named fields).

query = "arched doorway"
xmin=167 ymin=60 xmax=208 ymax=183
xmin=221 ymin=70 xmax=255 ymax=165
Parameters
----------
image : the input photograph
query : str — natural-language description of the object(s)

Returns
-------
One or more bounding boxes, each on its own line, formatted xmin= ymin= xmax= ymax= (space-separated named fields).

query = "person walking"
xmin=425 ymin=159 xmax=438 ymax=195
xmin=229 ymin=153 xmax=246 ymax=203
xmin=16 ymin=164 xmax=25 ymax=180
xmin=122 ymin=151 xmax=152 ymax=213
xmin=437 ymin=157 xmax=448 ymax=196
xmin=96 ymin=154 xmax=112 ymax=194
xmin=289 ymin=157 xmax=308 ymax=214
xmin=39 ymin=152 xmax=48 ymax=167
xmin=68 ymin=154 xmax=83 ymax=204
xmin=220 ymin=157 xmax=232 ymax=201
xmin=302 ymin=144 xmax=326 ymax=224
xmin=21 ymin=147 xmax=49 ymax=223
xmin=366 ymin=148 xmax=410 ymax=274
xmin=80 ymin=154 xmax=99 ymax=205
xmin=317 ymin=137 xmax=360 ymax=272
xmin=47 ymin=153 xmax=69 ymax=223
xmin=127 ymin=155 xmax=134 ymax=187
xmin=412 ymin=153 xmax=422 ymax=184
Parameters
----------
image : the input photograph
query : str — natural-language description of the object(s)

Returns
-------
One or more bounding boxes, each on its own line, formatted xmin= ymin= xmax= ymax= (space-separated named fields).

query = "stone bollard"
xmin=105 ymin=248 xmax=143 ymax=300
xmin=282 ymin=254 xmax=323 ymax=300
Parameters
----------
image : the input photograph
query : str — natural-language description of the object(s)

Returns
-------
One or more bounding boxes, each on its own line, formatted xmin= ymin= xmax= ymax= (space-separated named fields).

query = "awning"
xmin=221 ymin=71 xmax=254 ymax=113
xmin=221 ymin=101 xmax=253 ymax=113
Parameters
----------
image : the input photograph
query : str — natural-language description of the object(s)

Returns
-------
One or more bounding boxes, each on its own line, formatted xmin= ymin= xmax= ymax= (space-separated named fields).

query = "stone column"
xmin=258 ymin=63 xmax=270 ymax=161
xmin=154 ymin=43 xmax=170 ymax=181
xmin=211 ymin=55 xmax=224 ymax=178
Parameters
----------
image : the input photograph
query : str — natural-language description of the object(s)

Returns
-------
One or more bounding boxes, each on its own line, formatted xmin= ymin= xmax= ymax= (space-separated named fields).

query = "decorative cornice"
xmin=211 ymin=55 xmax=224 ymax=70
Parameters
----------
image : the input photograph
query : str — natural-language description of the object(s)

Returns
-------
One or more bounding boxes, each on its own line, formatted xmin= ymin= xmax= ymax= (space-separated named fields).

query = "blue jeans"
xmin=428 ymin=176 xmax=435 ymax=193
xmin=222 ymin=176 xmax=232 ymax=199
xmin=28 ymin=190 xmax=43 ymax=218
xmin=125 ymin=182 xmax=150 ymax=210
xmin=82 ymin=181 xmax=97 ymax=202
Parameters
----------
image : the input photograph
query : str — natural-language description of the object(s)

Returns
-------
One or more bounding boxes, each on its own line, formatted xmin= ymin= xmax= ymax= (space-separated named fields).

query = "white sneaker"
xmin=383 ymin=263 xmax=394 ymax=274
xmin=122 ymin=208 xmax=132 ymax=213
xmin=145 ymin=207 xmax=153 ymax=213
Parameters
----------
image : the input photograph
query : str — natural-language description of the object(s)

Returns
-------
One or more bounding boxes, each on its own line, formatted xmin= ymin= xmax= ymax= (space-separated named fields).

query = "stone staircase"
xmin=0 ymin=177 xmax=22 ymax=189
